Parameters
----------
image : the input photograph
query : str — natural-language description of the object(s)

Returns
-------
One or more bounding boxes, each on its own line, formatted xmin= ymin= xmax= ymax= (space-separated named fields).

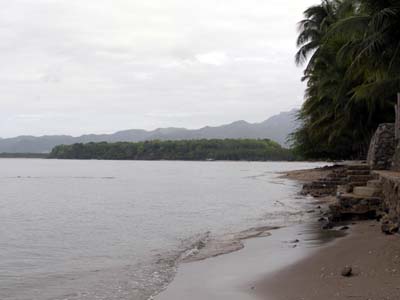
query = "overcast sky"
xmin=0 ymin=0 xmax=317 ymax=137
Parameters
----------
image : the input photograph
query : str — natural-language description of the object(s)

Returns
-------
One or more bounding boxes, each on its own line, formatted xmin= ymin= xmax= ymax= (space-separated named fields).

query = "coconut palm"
xmin=292 ymin=0 xmax=399 ymax=159
xmin=331 ymin=0 xmax=400 ymax=105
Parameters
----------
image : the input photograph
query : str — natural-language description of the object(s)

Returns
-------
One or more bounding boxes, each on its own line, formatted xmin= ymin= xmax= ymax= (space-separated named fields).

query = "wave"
xmin=180 ymin=226 xmax=279 ymax=263
xmin=145 ymin=225 xmax=280 ymax=300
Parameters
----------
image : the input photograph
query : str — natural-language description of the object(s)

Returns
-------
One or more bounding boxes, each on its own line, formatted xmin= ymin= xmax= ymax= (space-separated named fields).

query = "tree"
xmin=292 ymin=0 xmax=400 ymax=159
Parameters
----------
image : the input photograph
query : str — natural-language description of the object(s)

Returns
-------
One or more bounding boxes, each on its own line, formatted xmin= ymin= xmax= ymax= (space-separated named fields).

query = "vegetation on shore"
xmin=0 ymin=153 xmax=48 ymax=158
xmin=48 ymin=139 xmax=295 ymax=161
xmin=292 ymin=0 xmax=400 ymax=159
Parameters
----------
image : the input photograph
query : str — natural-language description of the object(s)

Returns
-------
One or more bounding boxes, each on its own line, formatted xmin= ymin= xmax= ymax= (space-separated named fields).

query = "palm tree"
xmin=295 ymin=1 xmax=337 ymax=71
xmin=331 ymin=0 xmax=400 ymax=107
xmin=292 ymin=0 xmax=398 ymax=159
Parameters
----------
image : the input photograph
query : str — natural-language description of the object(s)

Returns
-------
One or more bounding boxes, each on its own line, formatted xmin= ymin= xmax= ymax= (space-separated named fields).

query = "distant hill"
xmin=0 ymin=109 xmax=299 ymax=153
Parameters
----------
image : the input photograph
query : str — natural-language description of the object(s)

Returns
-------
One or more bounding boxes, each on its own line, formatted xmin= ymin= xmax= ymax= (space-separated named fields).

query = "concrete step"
xmin=353 ymin=186 xmax=382 ymax=197
xmin=367 ymin=179 xmax=382 ymax=188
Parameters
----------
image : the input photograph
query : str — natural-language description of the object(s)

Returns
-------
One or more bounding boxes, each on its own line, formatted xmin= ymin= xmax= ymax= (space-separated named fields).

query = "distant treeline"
xmin=0 ymin=153 xmax=48 ymax=158
xmin=49 ymin=139 xmax=295 ymax=161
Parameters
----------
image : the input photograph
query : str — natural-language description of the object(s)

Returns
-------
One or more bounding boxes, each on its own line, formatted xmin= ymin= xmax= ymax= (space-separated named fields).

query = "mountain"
xmin=0 ymin=109 xmax=299 ymax=153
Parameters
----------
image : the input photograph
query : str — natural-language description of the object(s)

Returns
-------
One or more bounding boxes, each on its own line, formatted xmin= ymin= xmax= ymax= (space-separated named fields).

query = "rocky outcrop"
xmin=381 ymin=215 xmax=399 ymax=234
xmin=367 ymin=123 xmax=395 ymax=170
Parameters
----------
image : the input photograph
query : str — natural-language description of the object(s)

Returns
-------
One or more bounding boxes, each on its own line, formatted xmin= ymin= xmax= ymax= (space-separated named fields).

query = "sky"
xmin=0 ymin=0 xmax=318 ymax=138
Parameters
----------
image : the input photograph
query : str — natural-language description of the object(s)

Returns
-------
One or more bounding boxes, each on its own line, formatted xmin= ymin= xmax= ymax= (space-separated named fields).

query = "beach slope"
xmin=258 ymin=221 xmax=400 ymax=300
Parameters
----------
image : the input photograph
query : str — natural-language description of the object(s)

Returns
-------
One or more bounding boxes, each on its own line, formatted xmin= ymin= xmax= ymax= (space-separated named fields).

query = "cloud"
xmin=195 ymin=51 xmax=229 ymax=66
xmin=0 ymin=0 xmax=317 ymax=137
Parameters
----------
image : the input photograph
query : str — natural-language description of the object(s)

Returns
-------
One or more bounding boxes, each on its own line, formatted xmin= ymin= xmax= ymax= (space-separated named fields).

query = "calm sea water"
xmin=0 ymin=159 xmax=327 ymax=300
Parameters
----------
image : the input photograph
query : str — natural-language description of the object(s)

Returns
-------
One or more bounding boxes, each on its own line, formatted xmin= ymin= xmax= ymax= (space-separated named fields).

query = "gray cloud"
xmin=0 ymin=0 xmax=317 ymax=137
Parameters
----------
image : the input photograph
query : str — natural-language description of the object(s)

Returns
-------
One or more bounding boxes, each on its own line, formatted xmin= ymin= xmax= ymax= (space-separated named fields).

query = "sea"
xmin=0 ymin=159 xmax=328 ymax=300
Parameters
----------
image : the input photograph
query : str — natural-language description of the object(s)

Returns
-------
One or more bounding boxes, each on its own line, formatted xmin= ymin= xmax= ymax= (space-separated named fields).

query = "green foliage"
xmin=48 ymin=139 xmax=295 ymax=161
xmin=293 ymin=0 xmax=400 ymax=159
xmin=0 ymin=153 xmax=48 ymax=158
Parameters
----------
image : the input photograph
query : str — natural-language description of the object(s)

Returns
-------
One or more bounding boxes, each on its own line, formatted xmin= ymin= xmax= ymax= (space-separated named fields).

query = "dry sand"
xmin=279 ymin=166 xmax=333 ymax=182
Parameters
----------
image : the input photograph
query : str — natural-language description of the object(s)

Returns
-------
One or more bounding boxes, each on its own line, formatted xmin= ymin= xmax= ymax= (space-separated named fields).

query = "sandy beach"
xmin=156 ymin=167 xmax=400 ymax=300
xmin=156 ymin=221 xmax=345 ymax=300
xmin=279 ymin=166 xmax=334 ymax=182
xmin=258 ymin=221 xmax=400 ymax=300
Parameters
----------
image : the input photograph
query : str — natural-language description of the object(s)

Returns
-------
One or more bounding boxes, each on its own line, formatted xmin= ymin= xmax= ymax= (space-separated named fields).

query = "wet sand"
xmin=156 ymin=220 xmax=400 ymax=300
xmin=155 ymin=222 xmax=345 ymax=300
xmin=156 ymin=167 xmax=400 ymax=300
xmin=258 ymin=221 xmax=400 ymax=300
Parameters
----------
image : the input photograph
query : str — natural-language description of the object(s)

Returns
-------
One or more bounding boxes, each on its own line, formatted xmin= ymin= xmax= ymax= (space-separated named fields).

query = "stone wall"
xmin=367 ymin=123 xmax=395 ymax=170
xmin=391 ymin=144 xmax=400 ymax=171
xmin=378 ymin=172 xmax=400 ymax=231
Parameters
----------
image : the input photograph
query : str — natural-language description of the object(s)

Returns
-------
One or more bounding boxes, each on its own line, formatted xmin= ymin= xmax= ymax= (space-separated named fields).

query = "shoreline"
xmin=278 ymin=164 xmax=335 ymax=182
xmin=155 ymin=221 xmax=346 ymax=300
xmin=154 ymin=166 xmax=342 ymax=300
xmin=257 ymin=167 xmax=400 ymax=299
xmin=155 ymin=165 xmax=400 ymax=300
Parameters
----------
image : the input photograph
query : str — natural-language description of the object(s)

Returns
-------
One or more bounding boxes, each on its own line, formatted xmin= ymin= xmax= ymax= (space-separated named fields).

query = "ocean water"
xmin=0 ymin=159 xmax=327 ymax=300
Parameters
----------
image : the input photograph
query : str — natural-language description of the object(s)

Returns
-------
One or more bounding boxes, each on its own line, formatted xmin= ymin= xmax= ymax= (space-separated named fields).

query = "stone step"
xmin=327 ymin=178 xmax=347 ymax=183
xmin=337 ymin=184 xmax=351 ymax=194
xmin=330 ymin=173 xmax=347 ymax=178
xmin=322 ymin=176 xmax=347 ymax=181
xmin=307 ymin=183 xmax=337 ymax=188
xmin=302 ymin=187 xmax=337 ymax=196
xmin=318 ymin=179 xmax=346 ymax=185
xmin=367 ymin=179 xmax=382 ymax=188
xmin=331 ymin=169 xmax=347 ymax=174
xmin=329 ymin=202 xmax=378 ymax=221
xmin=347 ymin=164 xmax=370 ymax=171
xmin=371 ymin=172 xmax=380 ymax=180
xmin=333 ymin=193 xmax=382 ymax=221
xmin=349 ymin=181 xmax=371 ymax=187
xmin=353 ymin=186 xmax=382 ymax=197
xmin=304 ymin=179 xmax=345 ymax=187
xmin=338 ymin=193 xmax=382 ymax=208
xmin=347 ymin=170 xmax=371 ymax=176
xmin=347 ymin=175 xmax=374 ymax=182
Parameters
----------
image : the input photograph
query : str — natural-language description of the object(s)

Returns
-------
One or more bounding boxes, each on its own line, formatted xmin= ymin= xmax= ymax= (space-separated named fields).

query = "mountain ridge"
xmin=0 ymin=109 xmax=299 ymax=153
